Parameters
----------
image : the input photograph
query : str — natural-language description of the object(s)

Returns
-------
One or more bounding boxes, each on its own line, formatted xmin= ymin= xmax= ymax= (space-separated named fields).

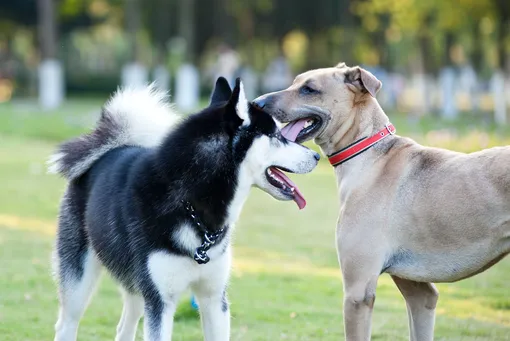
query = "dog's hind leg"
xmin=54 ymin=191 xmax=102 ymax=341
xmin=54 ymin=247 xmax=102 ymax=341
xmin=115 ymin=290 xmax=144 ymax=341
xmin=391 ymin=276 xmax=438 ymax=341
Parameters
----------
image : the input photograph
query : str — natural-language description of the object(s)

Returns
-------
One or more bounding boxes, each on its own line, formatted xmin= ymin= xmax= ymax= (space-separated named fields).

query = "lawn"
xmin=0 ymin=99 xmax=509 ymax=340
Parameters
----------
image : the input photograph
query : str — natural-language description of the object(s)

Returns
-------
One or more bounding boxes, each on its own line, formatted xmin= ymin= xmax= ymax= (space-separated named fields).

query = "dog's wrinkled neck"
xmin=318 ymin=97 xmax=389 ymax=157
xmin=317 ymin=97 xmax=398 ymax=201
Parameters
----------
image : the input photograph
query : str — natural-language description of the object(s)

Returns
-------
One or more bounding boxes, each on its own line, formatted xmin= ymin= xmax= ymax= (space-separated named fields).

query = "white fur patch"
xmin=54 ymin=249 xmax=102 ymax=341
xmin=235 ymin=81 xmax=250 ymax=126
xmin=173 ymin=223 xmax=232 ymax=260
xmin=273 ymin=117 xmax=284 ymax=130
xmin=145 ymin=247 xmax=231 ymax=339
xmin=237 ymin=134 xmax=317 ymax=202
xmin=173 ymin=224 xmax=201 ymax=253
xmin=227 ymin=165 xmax=252 ymax=226
xmin=147 ymin=247 xmax=231 ymax=301
xmin=47 ymin=152 xmax=66 ymax=175
xmin=147 ymin=251 xmax=196 ymax=302
xmin=104 ymin=83 xmax=180 ymax=148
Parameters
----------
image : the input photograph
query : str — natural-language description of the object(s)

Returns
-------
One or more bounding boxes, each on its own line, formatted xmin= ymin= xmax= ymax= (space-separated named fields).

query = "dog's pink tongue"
xmin=291 ymin=185 xmax=306 ymax=210
xmin=281 ymin=119 xmax=307 ymax=142
xmin=270 ymin=167 xmax=307 ymax=210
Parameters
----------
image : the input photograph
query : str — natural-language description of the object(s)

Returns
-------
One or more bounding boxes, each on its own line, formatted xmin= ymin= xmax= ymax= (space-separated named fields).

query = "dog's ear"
xmin=344 ymin=67 xmax=382 ymax=98
xmin=225 ymin=78 xmax=250 ymax=130
xmin=336 ymin=62 xmax=347 ymax=68
xmin=210 ymin=77 xmax=232 ymax=105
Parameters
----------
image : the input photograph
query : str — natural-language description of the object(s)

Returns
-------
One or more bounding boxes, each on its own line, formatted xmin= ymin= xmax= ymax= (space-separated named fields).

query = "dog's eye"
xmin=300 ymin=85 xmax=318 ymax=95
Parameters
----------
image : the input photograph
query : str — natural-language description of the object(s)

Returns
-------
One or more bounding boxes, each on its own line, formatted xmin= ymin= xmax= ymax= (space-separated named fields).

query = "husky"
xmin=49 ymin=77 xmax=320 ymax=341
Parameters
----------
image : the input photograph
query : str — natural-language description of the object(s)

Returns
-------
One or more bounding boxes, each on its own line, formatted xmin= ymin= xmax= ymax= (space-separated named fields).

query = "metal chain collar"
xmin=181 ymin=200 xmax=225 ymax=265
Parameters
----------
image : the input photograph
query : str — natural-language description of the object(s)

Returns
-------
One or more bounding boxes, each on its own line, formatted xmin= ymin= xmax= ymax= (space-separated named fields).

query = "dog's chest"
xmin=147 ymin=246 xmax=231 ymax=298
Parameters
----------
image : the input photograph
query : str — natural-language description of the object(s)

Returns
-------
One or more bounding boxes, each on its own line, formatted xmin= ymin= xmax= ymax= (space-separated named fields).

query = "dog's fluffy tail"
xmin=48 ymin=84 xmax=180 ymax=181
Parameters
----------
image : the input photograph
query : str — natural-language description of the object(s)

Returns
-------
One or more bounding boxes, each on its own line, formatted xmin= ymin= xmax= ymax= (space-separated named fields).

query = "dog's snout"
xmin=313 ymin=152 xmax=320 ymax=161
xmin=253 ymin=96 xmax=267 ymax=109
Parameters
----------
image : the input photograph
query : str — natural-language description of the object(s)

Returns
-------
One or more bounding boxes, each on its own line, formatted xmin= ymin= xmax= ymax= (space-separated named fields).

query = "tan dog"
xmin=253 ymin=62 xmax=510 ymax=341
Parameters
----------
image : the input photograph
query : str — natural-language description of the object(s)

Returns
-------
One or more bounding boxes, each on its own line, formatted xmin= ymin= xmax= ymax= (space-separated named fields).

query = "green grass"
xmin=0 ymin=99 xmax=103 ymax=141
xmin=0 ymin=100 xmax=509 ymax=340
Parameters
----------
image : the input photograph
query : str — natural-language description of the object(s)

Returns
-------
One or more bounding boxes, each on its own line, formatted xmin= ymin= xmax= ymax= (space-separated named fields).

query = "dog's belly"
xmin=386 ymin=241 xmax=510 ymax=283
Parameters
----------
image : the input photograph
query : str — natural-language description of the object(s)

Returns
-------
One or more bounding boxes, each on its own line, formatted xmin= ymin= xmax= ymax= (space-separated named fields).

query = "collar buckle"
xmin=385 ymin=123 xmax=395 ymax=135
xmin=182 ymin=200 xmax=226 ymax=265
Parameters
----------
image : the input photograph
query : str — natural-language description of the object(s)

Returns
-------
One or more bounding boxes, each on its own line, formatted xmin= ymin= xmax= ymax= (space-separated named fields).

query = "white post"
xmin=121 ymin=62 xmax=149 ymax=89
xmin=153 ymin=65 xmax=171 ymax=92
xmin=37 ymin=0 xmax=64 ymax=110
xmin=459 ymin=65 xmax=477 ymax=112
xmin=175 ymin=63 xmax=199 ymax=112
xmin=491 ymin=71 xmax=506 ymax=125
xmin=238 ymin=67 xmax=258 ymax=99
xmin=38 ymin=59 xmax=64 ymax=110
xmin=424 ymin=74 xmax=436 ymax=113
xmin=439 ymin=67 xmax=458 ymax=119
xmin=414 ymin=73 xmax=428 ymax=115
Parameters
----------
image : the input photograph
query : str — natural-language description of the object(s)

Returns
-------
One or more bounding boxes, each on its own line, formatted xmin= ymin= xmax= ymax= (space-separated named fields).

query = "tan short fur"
xmin=254 ymin=63 xmax=510 ymax=341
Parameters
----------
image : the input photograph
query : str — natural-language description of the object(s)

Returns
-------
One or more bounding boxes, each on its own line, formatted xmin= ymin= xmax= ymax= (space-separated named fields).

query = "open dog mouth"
xmin=281 ymin=116 xmax=322 ymax=143
xmin=265 ymin=166 xmax=306 ymax=209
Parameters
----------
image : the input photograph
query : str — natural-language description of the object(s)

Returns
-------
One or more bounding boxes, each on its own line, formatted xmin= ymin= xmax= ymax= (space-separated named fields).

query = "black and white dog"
xmin=49 ymin=78 xmax=319 ymax=341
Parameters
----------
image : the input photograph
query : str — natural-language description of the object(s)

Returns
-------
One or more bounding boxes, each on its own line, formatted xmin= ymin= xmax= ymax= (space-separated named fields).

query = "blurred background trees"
xmin=0 ymin=0 xmax=509 ymax=120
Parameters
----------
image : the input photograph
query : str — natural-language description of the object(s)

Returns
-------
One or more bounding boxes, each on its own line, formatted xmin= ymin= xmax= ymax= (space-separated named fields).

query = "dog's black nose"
xmin=252 ymin=97 xmax=266 ymax=109
xmin=314 ymin=152 xmax=321 ymax=161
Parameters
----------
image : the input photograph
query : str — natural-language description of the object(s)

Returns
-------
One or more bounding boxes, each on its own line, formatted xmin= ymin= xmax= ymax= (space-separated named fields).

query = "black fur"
xmin=50 ymin=76 xmax=323 ymax=340
xmin=221 ymin=290 xmax=229 ymax=313
xmin=55 ymin=112 xmax=122 ymax=180
xmin=210 ymin=77 xmax=232 ymax=105
xmin=52 ymin=78 xmax=320 ymax=339
xmin=54 ymin=78 xmax=280 ymax=292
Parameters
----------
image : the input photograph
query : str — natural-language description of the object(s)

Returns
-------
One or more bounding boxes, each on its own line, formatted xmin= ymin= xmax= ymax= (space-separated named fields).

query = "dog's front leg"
xmin=342 ymin=275 xmax=379 ymax=341
xmin=193 ymin=252 xmax=231 ymax=341
xmin=143 ymin=296 xmax=177 ymax=341
xmin=339 ymin=240 xmax=385 ymax=341
xmin=194 ymin=289 xmax=230 ymax=341
xmin=391 ymin=276 xmax=438 ymax=341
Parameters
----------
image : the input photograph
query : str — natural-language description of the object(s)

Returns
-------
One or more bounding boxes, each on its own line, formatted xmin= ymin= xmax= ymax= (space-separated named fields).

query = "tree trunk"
xmin=125 ymin=0 xmax=141 ymax=62
xmin=497 ymin=20 xmax=509 ymax=73
xmin=37 ymin=0 xmax=57 ymax=59
xmin=37 ymin=0 xmax=64 ymax=109
xmin=178 ymin=0 xmax=195 ymax=62
xmin=471 ymin=23 xmax=484 ymax=75
xmin=442 ymin=32 xmax=455 ymax=68
xmin=122 ymin=0 xmax=148 ymax=89
xmin=495 ymin=0 xmax=510 ymax=72
xmin=418 ymin=14 xmax=435 ymax=75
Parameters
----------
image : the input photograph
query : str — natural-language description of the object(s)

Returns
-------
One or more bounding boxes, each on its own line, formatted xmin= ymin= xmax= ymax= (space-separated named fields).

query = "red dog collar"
xmin=328 ymin=123 xmax=396 ymax=166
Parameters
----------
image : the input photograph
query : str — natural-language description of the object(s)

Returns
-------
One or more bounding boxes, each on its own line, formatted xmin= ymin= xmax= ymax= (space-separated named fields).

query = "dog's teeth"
xmin=303 ymin=119 xmax=314 ymax=129
xmin=290 ymin=187 xmax=295 ymax=192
